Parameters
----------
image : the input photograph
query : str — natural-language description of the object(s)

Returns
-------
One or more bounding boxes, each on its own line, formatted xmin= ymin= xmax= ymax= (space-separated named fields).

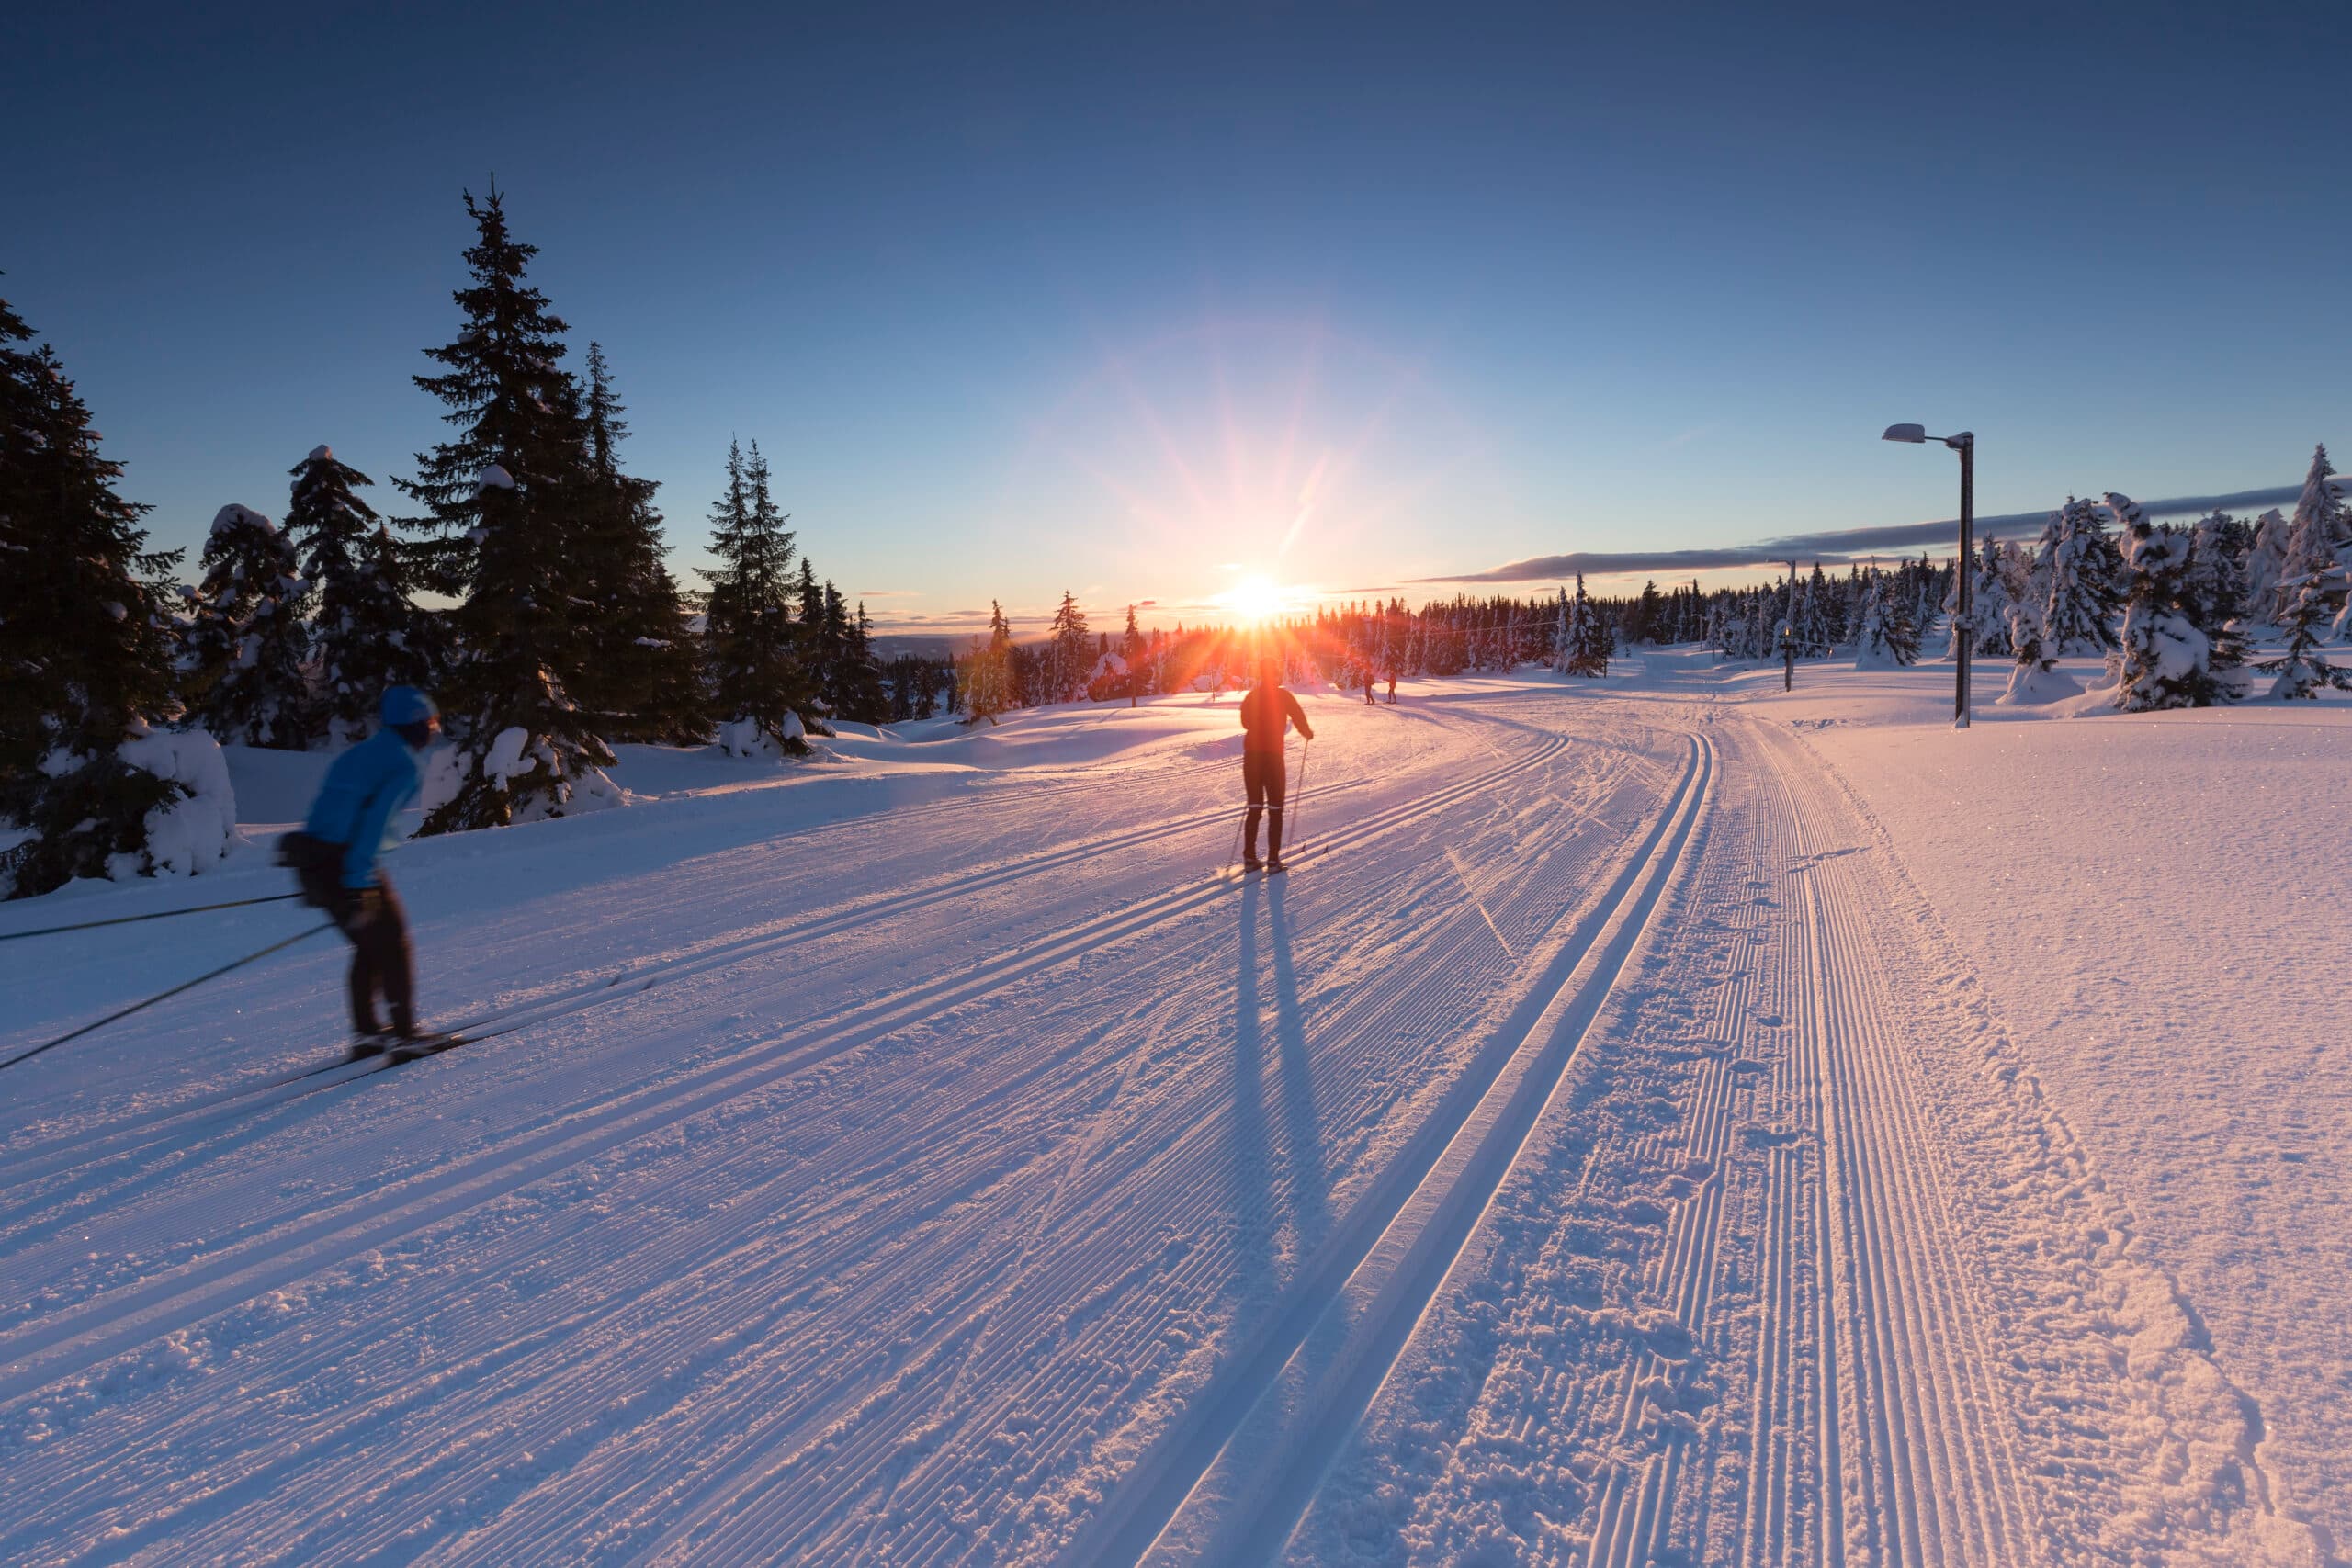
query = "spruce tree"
xmin=573 ymin=344 xmax=709 ymax=744
xmin=704 ymin=439 xmax=811 ymax=754
xmin=2271 ymin=444 xmax=2347 ymax=624
xmin=962 ymin=601 xmax=1012 ymax=725
xmin=0 ymin=295 xmax=218 ymax=898
xmin=1852 ymin=572 xmax=1919 ymax=669
xmin=2243 ymin=507 xmax=2291 ymax=626
xmin=2258 ymin=567 xmax=2350 ymax=699
xmin=1964 ymin=536 xmax=2017 ymax=658
xmin=840 ymin=601 xmax=887 ymax=724
xmin=2033 ymin=497 xmax=2125 ymax=655
xmin=1048 ymin=591 xmax=1091 ymax=702
xmin=2113 ymin=503 xmax=2231 ymax=710
xmin=397 ymin=186 xmax=618 ymax=832
xmin=182 ymin=502 xmax=313 ymax=747
xmin=288 ymin=446 xmax=425 ymax=743
xmin=2183 ymin=511 xmax=2250 ymax=682
xmin=1563 ymin=575 xmax=1609 ymax=676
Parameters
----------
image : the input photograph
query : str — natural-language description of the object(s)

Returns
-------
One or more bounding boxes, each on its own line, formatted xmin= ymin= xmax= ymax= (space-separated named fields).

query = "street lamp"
xmin=1883 ymin=423 xmax=1975 ymax=728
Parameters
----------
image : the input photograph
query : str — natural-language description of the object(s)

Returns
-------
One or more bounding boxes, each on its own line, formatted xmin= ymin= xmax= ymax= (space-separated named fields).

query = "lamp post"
xmin=1883 ymin=423 xmax=1974 ymax=728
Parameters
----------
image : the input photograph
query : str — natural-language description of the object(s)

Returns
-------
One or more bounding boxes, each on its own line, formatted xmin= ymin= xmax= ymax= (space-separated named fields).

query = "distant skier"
xmin=1238 ymin=660 xmax=1314 ymax=872
xmin=286 ymin=685 xmax=446 ymax=1057
xmin=1363 ymin=667 xmax=1375 ymax=705
xmin=1385 ymin=671 xmax=1397 ymax=704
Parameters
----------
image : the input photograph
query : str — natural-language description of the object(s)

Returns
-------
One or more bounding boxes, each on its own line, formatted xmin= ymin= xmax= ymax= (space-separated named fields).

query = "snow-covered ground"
xmin=0 ymin=664 xmax=2342 ymax=1563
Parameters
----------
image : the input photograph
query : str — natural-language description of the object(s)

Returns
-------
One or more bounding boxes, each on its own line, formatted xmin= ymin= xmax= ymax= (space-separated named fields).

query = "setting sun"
xmin=1214 ymin=573 xmax=1297 ymax=624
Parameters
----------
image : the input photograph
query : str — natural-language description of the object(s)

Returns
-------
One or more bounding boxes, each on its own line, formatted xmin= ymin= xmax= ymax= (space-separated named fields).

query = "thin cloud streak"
xmin=1419 ymin=482 xmax=2305 ymax=583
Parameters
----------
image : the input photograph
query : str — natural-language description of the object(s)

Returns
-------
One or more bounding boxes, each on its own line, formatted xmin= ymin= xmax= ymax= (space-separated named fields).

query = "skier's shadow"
xmin=1229 ymin=876 xmax=1330 ymax=1298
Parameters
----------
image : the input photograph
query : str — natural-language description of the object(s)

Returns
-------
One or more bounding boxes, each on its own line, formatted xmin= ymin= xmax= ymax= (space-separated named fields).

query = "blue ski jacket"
xmin=304 ymin=728 xmax=423 ymax=889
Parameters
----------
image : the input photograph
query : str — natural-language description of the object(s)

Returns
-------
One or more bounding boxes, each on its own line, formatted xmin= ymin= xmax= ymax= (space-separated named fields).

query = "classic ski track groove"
xmin=1270 ymin=715 xmax=2048 ymax=1566
xmin=1059 ymin=730 xmax=1713 ymax=1568
xmin=0 ymin=725 xmax=1584 ymax=1410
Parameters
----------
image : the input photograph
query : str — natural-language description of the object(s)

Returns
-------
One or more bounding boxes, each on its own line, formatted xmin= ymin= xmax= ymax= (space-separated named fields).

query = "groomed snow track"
xmin=0 ymin=688 xmax=2322 ymax=1564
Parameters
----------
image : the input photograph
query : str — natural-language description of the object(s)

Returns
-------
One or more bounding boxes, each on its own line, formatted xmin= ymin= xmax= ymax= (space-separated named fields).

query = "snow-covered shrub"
xmin=0 ymin=725 xmax=240 ymax=896
xmin=716 ymin=710 xmax=810 ymax=760
xmin=418 ymin=719 xmax=625 ymax=829
xmin=115 ymin=724 xmax=241 ymax=876
xmin=1996 ymin=599 xmax=2079 ymax=705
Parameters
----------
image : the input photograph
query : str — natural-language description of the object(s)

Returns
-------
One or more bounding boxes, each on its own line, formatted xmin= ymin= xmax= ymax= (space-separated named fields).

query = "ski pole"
xmin=0 ymin=921 xmax=335 ymax=1074
xmin=0 ymin=891 xmax=305 ymax=943
xmin=1290 ymin=737 xmax=1311 ymax=857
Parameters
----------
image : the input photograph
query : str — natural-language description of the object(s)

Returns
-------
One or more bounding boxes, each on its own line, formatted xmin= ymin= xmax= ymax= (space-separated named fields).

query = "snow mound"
xmin=307 ymin=444 xmax=332 ymax=462
xmin=473 ymin=464 xmax=516 ymax=495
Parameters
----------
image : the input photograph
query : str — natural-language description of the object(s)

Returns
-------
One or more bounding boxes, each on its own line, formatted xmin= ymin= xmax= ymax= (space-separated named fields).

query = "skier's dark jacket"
xmin=302 ymin=728 xmax=423 ymax=890
xmin=1239 ymin=685 xmax=1313 ymax=754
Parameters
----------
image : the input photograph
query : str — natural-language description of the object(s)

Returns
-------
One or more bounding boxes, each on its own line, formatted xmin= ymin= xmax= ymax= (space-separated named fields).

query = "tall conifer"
xmin=574 ymin=343 xmax=707 ymax=743
xmin=182 ymin=502 xmax=312 ymax=747
xmin=288 ymin=445 xmax=425 ymax=743
xmin=0 ymin=295 xmax=207 ymax=897
xmin=398 ymin=186 xmax=618 ymax=831
xmin=704 ymin=438 xmax=811 ymax=753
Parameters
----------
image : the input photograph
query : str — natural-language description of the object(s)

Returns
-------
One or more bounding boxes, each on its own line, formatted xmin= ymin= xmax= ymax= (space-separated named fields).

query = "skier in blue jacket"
xmin=296 ymin=685 xmax=441 ymax=1055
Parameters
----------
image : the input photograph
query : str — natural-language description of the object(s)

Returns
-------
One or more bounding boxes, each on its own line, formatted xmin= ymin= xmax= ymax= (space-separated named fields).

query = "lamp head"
xmin=1882 ymin=423 xmax=1928 ymax=444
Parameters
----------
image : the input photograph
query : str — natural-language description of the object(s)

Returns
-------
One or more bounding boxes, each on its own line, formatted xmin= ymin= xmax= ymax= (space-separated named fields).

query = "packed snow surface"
xmin=0 ymin=662 xmax=2342 ymax=1563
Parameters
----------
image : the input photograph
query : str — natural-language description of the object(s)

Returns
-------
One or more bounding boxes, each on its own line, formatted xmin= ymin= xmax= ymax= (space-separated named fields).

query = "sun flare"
xmin=1216 ymin=573 xmax=1291 ymax=625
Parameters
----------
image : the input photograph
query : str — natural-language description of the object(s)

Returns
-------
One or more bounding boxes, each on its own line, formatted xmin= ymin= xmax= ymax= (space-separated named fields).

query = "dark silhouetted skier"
xmin=1239 ymin=660 xmax=1313 ymax=872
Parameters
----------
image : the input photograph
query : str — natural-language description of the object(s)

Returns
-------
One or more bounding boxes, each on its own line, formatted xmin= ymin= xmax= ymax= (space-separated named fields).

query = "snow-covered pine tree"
xmin=2113 ymin=503 xmax=2233 ymax=710
xmin=2034 ymin=497 xmax=2125 ymax=655
xmin=181 ymin=502 xmax=312 ymax=748
xmin=1998 ymin=596 xmax=2061 ymax=704
xmin=2242 ymin=507 xmax=2290 ymax=627
xmin=287 ymin=446 xmax=425 ymax=744
xmin=396 ymin=186 xmax=619 ymax=833
xmin=1963 ymin=535 xmax=2016 ymax=658
xmin=1564 ymin=574 xmax=1609 ymax=676
xmin=0 ymin=295 xmax=232 ymax=898
xmin=574 ymin=344 xmax=707 ymax=744
xmin=1851 ymin=571 xmax=1919 ymax=669
xmin=704 ymin=439 xmax=812 ymax=756
xmin=2184 ymin=510 xmax=2250 ymax=682
xmin=2258 ymin=569 xmax=2350 ymax=699
xmin=1550 ymin=586 xmax=1575 ymax=673
xmin=2270 ymin=444 xmax=2348 ymax=625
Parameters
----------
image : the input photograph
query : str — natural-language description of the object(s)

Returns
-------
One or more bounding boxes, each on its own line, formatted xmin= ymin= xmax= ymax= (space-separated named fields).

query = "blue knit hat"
xmin=380 ymin=685 xmax=438 ymax=727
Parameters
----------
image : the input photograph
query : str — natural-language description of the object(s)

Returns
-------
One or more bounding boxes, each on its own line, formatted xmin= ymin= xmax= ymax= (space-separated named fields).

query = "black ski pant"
xmin=332 ymin=878 xmax=414 ymax=1035
xmin=1243 ymin=749 xmax=1287 ymax=862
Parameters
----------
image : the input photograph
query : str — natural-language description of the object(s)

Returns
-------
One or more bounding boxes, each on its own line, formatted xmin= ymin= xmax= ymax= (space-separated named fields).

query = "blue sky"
xmin=6 ymin=2 xmax=2346 ymax=629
